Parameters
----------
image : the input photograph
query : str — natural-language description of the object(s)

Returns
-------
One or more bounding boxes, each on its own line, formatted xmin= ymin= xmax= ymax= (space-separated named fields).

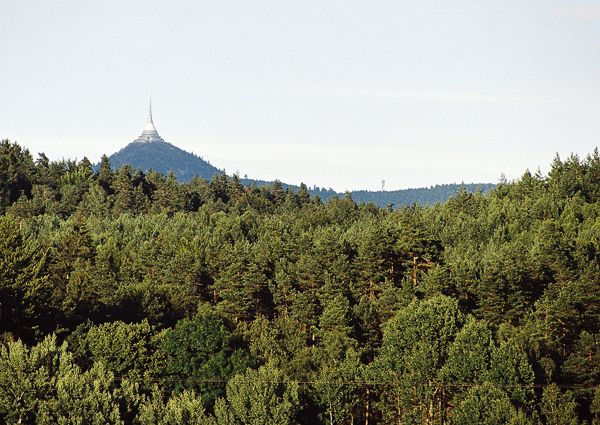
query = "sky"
xmin=1 ymin=1 xmax=599 ymax=192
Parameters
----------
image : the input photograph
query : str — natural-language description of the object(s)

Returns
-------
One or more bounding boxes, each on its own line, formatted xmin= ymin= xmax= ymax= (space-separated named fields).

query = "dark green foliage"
xmin=158 ymin=308 xmax=250 ymax=406
xmin=344 ymin=183 xmax=496 ymax=208
xmin=108 ymin=140 xmax=224 ymax=182
xmin=0 ymin=141 xmax=599 ymax=423
xmin=0 ymin=139 xmax=35 ymax=214
xmin=0 ymin=216 xmax=50 ymax=341
xmin=106 ymin=139 xmax=494 ymax=207
xmin=212 ymin=240 xmax=273 ymax=322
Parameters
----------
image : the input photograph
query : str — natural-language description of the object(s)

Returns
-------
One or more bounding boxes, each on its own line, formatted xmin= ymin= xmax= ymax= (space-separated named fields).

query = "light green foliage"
xmin=0 ymin=335 xmax=64 ymax=423
xmin=0 ymin=334 xmax=136 ymax=424
xmin=485 ymin=340 xmax=535 ymax=413
xmin=151 ymin=171 xmax=185 ymax=215
xmin=69 ymin=320 xmax=155 ymax=382
xmin=79 ymin=182 xmax=111 ymax=217
xmin=139 ymin=389 xmax=215 ymax=425
xmin=530 ymin=278 xmax=600 ymax=364
xmin=313 ymin=349 xmax=364 ymax=425
xmin=541 ymin=384 xmax=579 ymax=425
xmin=317 ymin=294 xmax=357 ymax=363
xmin=451 ymin=382 xmax=519 ymax=425
xmin=476 ymin=240 xmax=539 ymax=325
xmin=592 ymin=386 xmax=600 ymax=425
xmin=38 ymin=362 xmax=124 ymax=425
xmin=214 ymin=363 xmax=299 ymax=425
xmin=374 ymin=295 xmax=463 ymax=424
xmin=443 ymin=317 xmax=493 ymax=386
xmin=247 ymin=315 xmax=312 ymax=379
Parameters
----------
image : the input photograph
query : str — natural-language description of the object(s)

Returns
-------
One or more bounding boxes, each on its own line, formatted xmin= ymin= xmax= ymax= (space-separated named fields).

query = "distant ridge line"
xmin=105 ymin=140 xmax=495 ymax=208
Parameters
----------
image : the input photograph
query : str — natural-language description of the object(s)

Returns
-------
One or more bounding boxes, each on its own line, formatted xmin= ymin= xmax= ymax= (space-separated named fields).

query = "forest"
xmin=106 ymin=137 xmax=494 ymax=208
xmin=0 ymin=138 xmax=599 ymax=424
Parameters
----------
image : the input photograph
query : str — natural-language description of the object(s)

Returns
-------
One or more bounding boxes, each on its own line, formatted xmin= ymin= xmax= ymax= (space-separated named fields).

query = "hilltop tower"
xmin=134 ymin=98 xmax=164 ymax=143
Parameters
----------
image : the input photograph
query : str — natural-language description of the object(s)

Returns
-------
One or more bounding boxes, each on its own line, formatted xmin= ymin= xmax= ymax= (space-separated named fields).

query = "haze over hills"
xmin=107 ymin=103 xmax=495 ymax=207
xmin=107 ymin=138 xmax=495 ymax=207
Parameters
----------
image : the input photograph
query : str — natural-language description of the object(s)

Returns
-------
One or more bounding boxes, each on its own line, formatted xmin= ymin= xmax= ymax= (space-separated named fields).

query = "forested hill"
xmin=108 ymin=140 xmax=224 ymax=181
xmin=335 ymin=183 xmax=496 ymax=206
xmin=237 ymin=178 xmax=495 ymax=207
xmin=106 ymin=140 xmax=493 ymax=207
xmin=237 ymin=179 xmax=495 ymax=208
xmin=1 ymin=138 xmax=599 ymax=424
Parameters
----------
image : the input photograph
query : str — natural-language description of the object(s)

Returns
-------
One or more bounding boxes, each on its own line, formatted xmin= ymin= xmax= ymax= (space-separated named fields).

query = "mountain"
xmin=106 ymin=140 xmax=495 ymax=207
xmin=343 ymin=183 xmax=496 ymax=207
xmin=108 ymin=140 xmax=224 ymax=181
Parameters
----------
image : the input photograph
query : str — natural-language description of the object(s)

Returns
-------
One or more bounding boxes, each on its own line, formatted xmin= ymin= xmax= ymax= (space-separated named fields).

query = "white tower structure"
xmin=134 ymin=98 xmax=164 ymax=143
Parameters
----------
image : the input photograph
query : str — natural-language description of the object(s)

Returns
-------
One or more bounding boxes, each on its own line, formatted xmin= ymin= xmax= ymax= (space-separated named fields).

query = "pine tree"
xmin=214 ymin=363 xmax=299 ymax=425
xmin=0 ymin=216 xmax=50 ymax=341
xmin=0 ymin=139 xmax=35 ymax=213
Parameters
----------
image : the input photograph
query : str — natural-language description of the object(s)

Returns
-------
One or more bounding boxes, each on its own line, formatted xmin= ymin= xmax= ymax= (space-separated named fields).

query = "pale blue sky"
xmin=1 ymin=1 xmax=599 ymax=191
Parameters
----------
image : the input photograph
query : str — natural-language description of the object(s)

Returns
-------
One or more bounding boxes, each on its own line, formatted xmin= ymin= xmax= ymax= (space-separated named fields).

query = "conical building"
xmin=134 ymin=99 xmax=164 ymax=143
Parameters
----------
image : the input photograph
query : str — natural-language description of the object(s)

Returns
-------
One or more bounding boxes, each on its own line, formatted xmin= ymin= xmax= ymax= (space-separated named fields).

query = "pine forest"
xmin=0 ymin=139 xmax=599 ymax=424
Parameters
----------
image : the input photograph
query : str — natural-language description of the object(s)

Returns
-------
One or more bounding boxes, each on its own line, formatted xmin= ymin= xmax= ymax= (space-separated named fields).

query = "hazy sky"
xmin=1 ymin=1 xmax=599 ymax=191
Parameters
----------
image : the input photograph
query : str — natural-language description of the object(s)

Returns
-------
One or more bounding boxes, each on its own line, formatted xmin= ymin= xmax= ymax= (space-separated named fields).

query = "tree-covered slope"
xmin=331 ymin=183 xmax=496 ymax=207
xmin=2 ymin=138 xmax=598 ymax=423
xmin=108 ymin=140 xmax=224 ymax=181
xmin=106 ymin=141 xmax=494 ymax=207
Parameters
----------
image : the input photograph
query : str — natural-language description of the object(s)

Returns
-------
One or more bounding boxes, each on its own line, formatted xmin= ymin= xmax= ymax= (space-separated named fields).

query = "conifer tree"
xmin=0 ymin=216 xmax=49 ymax=340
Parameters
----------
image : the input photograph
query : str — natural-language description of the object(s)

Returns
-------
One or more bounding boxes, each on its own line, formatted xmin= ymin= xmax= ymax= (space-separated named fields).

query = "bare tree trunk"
xmin=329 ymin=400 xmax=334 ymax=425
xmin=440 ymin=387 xmax=446 ymax=425
xmin=397 ymin=391 xmax=402 ymax=425
xmin=428 ymin=398 xmax=434 ymax=425
xmin=413 ymin=256 xmax=418 ymax=285
xmin=365 ymin=387 xmax=370 ymax=425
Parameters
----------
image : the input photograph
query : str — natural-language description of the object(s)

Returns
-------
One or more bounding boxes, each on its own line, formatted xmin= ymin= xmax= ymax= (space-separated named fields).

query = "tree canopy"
xmin=0 ymin=139 xmax=599 ymax=423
